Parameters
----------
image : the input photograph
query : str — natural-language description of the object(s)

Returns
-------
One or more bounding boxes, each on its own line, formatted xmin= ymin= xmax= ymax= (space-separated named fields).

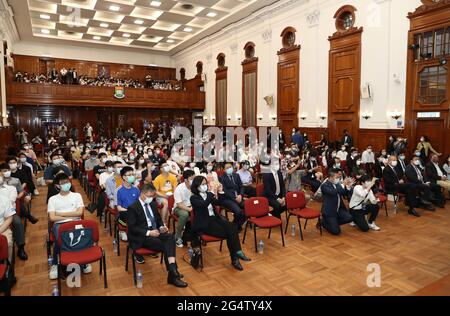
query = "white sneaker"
xmin=119 ymin=231 xmax=128 ymax=242
xmin=34 ymin=189 xmax=40 ymax=195
xmin=368 ymin=222 xmax=380 ymax=231
xmin=82 ymin=264 xmax=92 ymax=274
xmin=176 ymin=238 xmax=184 ymax=248
xmin=349 ymin=221 xmax=356 ymax=227
xmin=49 ymin=265 xmax=58 ymax=280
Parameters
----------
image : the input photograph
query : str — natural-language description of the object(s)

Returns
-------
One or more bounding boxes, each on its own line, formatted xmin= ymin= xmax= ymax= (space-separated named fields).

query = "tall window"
xmin=413 ymin=25 xmax=450 ymax=60
xmin=242 ymin=42 xmax=258 ymax=127
xmin=418 ymin=66 xmax=447 ymax=104
xmin=216 ymin=53 xmax=227 ymax=126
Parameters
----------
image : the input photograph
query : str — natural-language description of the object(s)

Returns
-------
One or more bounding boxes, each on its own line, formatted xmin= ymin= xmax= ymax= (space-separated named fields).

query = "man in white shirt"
xmin=336 ymin=146 xmax=348 ymax=161
xmin=0 ymin=192 xmax=15 ymax=261
xmin=173 ymin=170 xmax=195 ymax=247
xmin=361 ymin=145 xmax=375 ymax=173
xmin=47 ymin=173 xmax=88 ymax=280
xmin=349 ymin=175 xmax=380 ymax=232
xmin=237 ymin=161 xmax=256 ymax=197
xmin=99 ymin=161 xmax=114 ymax=188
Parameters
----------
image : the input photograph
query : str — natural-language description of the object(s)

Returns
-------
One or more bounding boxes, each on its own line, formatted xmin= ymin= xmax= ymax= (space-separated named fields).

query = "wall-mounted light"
xmin=299 ymin=113 xmax=307 ymax=120
xmin=236 ymin=114 xmax=241 ymax=121
xmin=257 ymin=114 xmax=263 ymax=121
xmin=210 ymin=115 xmax=215 ymax=122
xmin=388 ymin=110 xmax=402 ymax=120
xmin=318 ymin=113 xmax=327 ymax=120
xmin=361 ymin=112 xmax=372 ymax=120
xmin=227 ymin=115 xmax=232 ymax=121
xmin=203 ymin=115 xmax=208 ymax=124
xmin=271 ymin=114 xmax=277 ymax=120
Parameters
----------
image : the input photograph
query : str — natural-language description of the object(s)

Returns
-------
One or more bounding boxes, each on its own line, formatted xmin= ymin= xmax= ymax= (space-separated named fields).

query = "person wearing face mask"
xmin=190 ymin=176 xmax=251 ymax=271
xmin=47 ymin=173 xmax=88 ymax=280
xmin=116 ymin=167 xmax=140 ymax=241
xmin=84 ymin=151 xmax=99 ymax=171
xmin=348 ymin=175 xmax=380 ymax=231
xmin=105 ymin=161 xmax=124 ymax=212
xmin=237 ymin=161 xmax=256 ymax=197
xmin=406 ymin=156 xmax=444 ymax=208
xmin=301 ymin=154 xmax=322 ymax=192
xmin=351 ymin=156 xmax=367 ymax=180
xmin=425 ymin=154 xmax=450 ymax=197
xmin=219 ymin=162 xmax=246 ymax=231
xmin=336 ymin=145 xmax=348 ymax=161
xmin=374 ymin=154 xmax=388 ymax=179
xmin=142 ymin=160 xmax=159 ymax=184
xmin=99 ymin=161 xmax=115 ymax=189
xmin=201 ymin=162 xmax=219 ymax=190
xmin=331 ymin=157 xmax=347 ymax=178
xmin=173 ymin=170 xmax=196 ymax=247
xmin=383 ymin=156 xmax=422 ymax=216
xmin=126 ymin=183 xmax=187 ymax=287
xmin=12 ymin=154 xmax=37 ymax=196
xmin=341 ymin=129 xmax=353 ymax=148
xmin=262 ymin=160 xmax=287 ymax=219
xmin=153 ymin=163 xmax=178 ymax=225
xmin=150 ymin=147 xmax=166 ymax=167
xmin=395 ymin=153 xmax=408 ymax=178
xmin=93 ymin=153 xmax=107 ymax=181
xmin=346 ymin=148 xmax=359 ymax=175
xmin=416 ymin=135 xmax=441 ymax=162
xmin=320 ymin=168 xmax=354 ymax=235
xmin=361 ymin=145 xmax=375 ymax=174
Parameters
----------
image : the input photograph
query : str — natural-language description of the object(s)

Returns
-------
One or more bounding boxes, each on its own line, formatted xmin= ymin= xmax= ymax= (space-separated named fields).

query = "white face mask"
xmin=364 ymin=181 xmax=372 ymax=188
xmin=413 ymin=160 xmax=421 ymax=166
xmin=139 ymin=159 xmax=145 ymax=165
xmin=144 ymin=197 xmax=153 ymax=204
xmin=107 ymin=167 xmax=114 ymax=173
xmin=3 ymin=171 xmax=11 ymax=178
xmin=20 ymin=158 xmax=27 ymax=163
xmin=206 ymin=165 xmax=213 ymax=172
xmin=163 ymin=165 xmax=170 ymax=173
xmin=356 ymin=160 xmax=361 ymax=166
xmin=199 ymin=184 xmax=208 ymax=193
xmin=9 ymin=163 xmax=17 ymax=170
xmin=390 ymin=161 xmax=398 ymax=167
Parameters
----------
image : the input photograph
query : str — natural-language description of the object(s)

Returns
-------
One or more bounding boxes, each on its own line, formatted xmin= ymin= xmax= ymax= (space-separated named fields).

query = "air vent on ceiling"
xmin=181 ymin=4 xmax=194 ymax=10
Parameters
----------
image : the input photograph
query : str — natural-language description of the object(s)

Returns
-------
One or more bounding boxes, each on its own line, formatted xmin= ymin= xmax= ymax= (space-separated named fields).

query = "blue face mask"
xmin=60 ymin=183 xmax=72 ymax=192
xmin=226 ymin=167 xmax=233 ymax=175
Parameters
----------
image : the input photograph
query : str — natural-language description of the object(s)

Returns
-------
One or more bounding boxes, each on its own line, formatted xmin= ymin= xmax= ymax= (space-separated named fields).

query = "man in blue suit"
xmin=291 ymin=128 xmax=304 ymax=149
xmin=320 ymin=168 xmax=353 ymax=235
xmin=219 ymin=162 xmax=246 ymax=231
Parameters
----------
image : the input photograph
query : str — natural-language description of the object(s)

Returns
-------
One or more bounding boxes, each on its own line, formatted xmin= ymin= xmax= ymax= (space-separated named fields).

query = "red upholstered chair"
xmin=243 ymin=197 xmax=285 ymax=252
xmin=0 ymin=235 xmax=12 ymax=296
xmin=375 ymin=193 xmax=389 ymax=217
xmin=256 ymin=183 xmax=264 ymax=197
xmin=125 ymin=245 xmax=164 ymax=286
xmin=86 ymin=170 xmax=97 ymax=202
xmin=284 ymin=192 xmax=322 ymax=240
xmin=56 ymin=220 xmax=107 ymax=295
xmin=380 ymin=178 xmax=404 ymax=213
xmin=167 ymin=195 xmax=177 ymax=233
xmin=189 ymin=206 xmax=224 ymax=268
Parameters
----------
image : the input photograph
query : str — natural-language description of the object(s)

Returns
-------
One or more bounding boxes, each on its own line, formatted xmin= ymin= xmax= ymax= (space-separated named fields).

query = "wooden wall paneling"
xmin=405 ymin=1 xmax=450 ymax=157
xmin=215 ymin=64 xmax=228 ymax=127
xmin=277 ymin=43 xmax=300 ymax=138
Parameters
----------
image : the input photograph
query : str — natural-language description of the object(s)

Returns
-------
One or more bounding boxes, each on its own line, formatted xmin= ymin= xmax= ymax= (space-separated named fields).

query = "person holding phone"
xmin=127 ymin=183 xmax=187 ymax=287
xmin=349 ymin=175 xmax=381 ymax=232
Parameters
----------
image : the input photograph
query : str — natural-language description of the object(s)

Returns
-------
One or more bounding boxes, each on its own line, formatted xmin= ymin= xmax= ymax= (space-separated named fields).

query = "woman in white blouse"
xmin=348 ymin=175 xmax=380 ymax=232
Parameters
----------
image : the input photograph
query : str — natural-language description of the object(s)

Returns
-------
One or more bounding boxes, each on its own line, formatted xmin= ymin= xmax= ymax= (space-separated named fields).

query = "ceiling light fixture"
xmin=123 ymin=33 xmax=131 ymax=38
xmin=40 ymin=14 xmax=51 ymax=20
xmin=41 ymin=29 xmax=50 ymax=34
xmin=134 ymin=19 xmax=144 ymax=25
xmin=184 ymin=27 xmax=193 ymax=32
xmin=100 ymin=22 xmax=109 ymax=28
xmin=109 ymin=5 xmax=120 ymax=12
xmin=207 ymin=12 xmax=217 ymax=17
xmin=93 ymin=36 xmax=101 ymax=40
xmin=167 ymin=39 xmax=174 ymax=43
xmin=150 ymin=1 xmax=161 ymax=7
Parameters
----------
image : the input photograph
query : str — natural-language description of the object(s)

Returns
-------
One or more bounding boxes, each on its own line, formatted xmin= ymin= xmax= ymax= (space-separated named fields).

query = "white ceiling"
xmin=8 ymin=0 xmax=279 ymax=55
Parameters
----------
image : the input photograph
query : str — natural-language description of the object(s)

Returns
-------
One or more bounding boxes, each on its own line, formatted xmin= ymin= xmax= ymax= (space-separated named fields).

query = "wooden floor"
xmin=10 ymin=176 xmax=450 ymax=296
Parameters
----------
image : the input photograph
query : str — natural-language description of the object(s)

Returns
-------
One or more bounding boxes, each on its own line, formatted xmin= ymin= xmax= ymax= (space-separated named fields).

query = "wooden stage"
xmin=10 ymin=178 xmax=450 ymax=296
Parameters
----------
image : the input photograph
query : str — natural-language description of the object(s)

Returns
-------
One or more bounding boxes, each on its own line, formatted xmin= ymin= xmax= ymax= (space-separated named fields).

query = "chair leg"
xmin=132 ymin=253 xmax=137 ymax=286
xmin=57 ymin=264 xmax=62 ymax=296
xmin=103 ymin=252 xmax=108 ymax=288
xmin=199 ymin=240 xmax=204 ymax=268
xmin=104 ymin=211 xmax=107 ymax=229
xmin=125 ymin=245 xmax=129 ymax=271
xmin=99 ymin=255 xmax=103 ymax=275
xmin=298 ymin=217 xmax=304 ymax=241
xmin=384 ymin=202 xmax=388 ymax=217
xmin=279 ymin=224 xmax=285 ymax=247
xmin=318 ymin=217 xmax=323 ymax=236
xmin=268 ymin=228 xmax=272 ymax=239
xmin=284 ymin=213 xmax=291 ymax=234
xmin=160 ymin=252 xmax=164 ymax=264
xmin=108 ymin=213 xmax=112 ymax=236
xmin=242 ymin=221 xmax=248 ymax=244
xmin=253 ymin=225 xmax=257 ymax=253
xmin=304 ymin=219 xmax=308 ymax=230
xmin=219 ymin=240 xmax=223 ymax=252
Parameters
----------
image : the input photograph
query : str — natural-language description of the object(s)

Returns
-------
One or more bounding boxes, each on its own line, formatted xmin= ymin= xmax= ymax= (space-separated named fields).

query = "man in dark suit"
xmin=320 ymin=168 xmax=353 ymax=235
xmin=341 ymin=129 xmax=353 ymax=149
xmin=426 ymin=154 xmax=449 ymax=198
xmin=127 ymin=183 xmax=187 ymax=287
xmin=395 ymin=153 xmax=408 ymax=179
xmin=406 ymin=156 xmax=443 ymax=208
xmin=262 ymin=161 xmax=286 ymax=218
xmin=219 ymin=162 xmax=246 ymax=230
xmin=383 ymin=156 xmax=423 ymax=216
xmin=346 ymin=148 xmax=359 ymax=175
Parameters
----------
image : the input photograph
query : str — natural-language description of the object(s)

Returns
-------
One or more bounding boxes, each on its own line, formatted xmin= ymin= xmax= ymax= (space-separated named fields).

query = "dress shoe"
xmin=231 ymin=258 xmax=243 ymax=271
xmin=167 ymin=269 xmax=188 ymax=288
xmin=27 ymin=215 xmax=39 ymax=224
xmin=17 ymin=246 xmax=28 ymax=260
xmin=408 ymin=209 xmax=421 ymax=217
xmin=236 ymin=252 xmax=251 ymax=262
xmin=174 ymin=263 xmax=184 ymax=279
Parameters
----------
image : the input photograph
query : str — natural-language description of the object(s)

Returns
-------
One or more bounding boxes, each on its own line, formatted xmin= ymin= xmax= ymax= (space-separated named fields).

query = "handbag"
xmin=60 ymin=227 xmax=94 ymax=252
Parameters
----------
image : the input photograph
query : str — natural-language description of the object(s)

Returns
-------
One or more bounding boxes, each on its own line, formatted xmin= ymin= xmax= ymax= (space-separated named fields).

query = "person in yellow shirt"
xmin=153 ymin=162 xmax=178 ymax=224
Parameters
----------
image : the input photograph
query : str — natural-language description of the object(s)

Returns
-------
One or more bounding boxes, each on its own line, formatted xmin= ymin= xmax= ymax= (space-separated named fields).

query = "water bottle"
xmin=187 ymin=247 xmax=193 ymax=259
xmin=136 ymin=269 xmax=143 ymax=288
xmin=51 ymin=284 xmax=59 ymax=296
xmin=47 ymin=255 xmax=53 ymax=267
xmin=113 ymin=239 xmax=117 ymax=253
xmin=291 ymin=224 xmax=296 ymax=237
xmin=258 ymin=240 xmax=264 ymax=254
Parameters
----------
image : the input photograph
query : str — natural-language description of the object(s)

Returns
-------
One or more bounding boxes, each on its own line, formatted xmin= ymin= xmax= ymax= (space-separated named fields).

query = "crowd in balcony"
xmin=13 ymin=68 xmax=184 ymax=91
